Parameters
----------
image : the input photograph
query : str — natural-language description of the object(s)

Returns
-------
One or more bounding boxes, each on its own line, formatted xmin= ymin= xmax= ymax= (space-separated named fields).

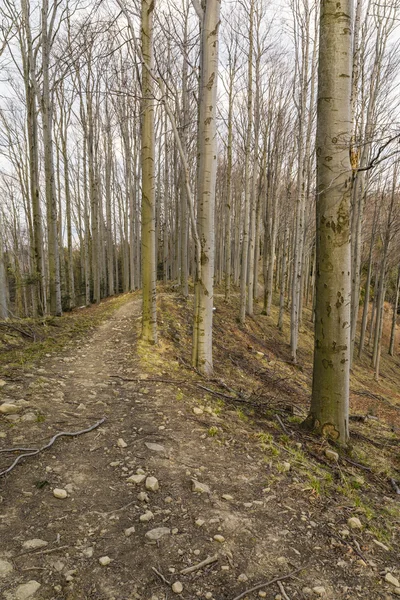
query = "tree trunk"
xmin=192 ymin=0 xmax=220 ymax=374
xmin=305 ymin=0 xmax=352 ymax=444
xmin=141 ymin=0 xmax=157 ymax=343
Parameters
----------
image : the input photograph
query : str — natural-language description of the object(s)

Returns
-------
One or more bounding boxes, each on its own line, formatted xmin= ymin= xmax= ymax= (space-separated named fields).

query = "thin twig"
xmin=180 ymin=555 xmax=218 ymax=574
xmin=152 ymin=566 xmax=171 ymax=586
xmin=14 ymin=545 xmax=69 ymax=559
xmin=277 ymin=580 xmax=291 ymax=600
xmin=0 ymin=419 xmax=105 ymax=477
xmin=231 ymin=565 xmax=306 ymax=600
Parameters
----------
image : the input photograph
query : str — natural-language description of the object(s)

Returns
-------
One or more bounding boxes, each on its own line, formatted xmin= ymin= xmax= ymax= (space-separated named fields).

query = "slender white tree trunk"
xmin=192 ymin=0 xmax=220 ymax=375
xmin=141 ymin=0 xmax=157 ymax=343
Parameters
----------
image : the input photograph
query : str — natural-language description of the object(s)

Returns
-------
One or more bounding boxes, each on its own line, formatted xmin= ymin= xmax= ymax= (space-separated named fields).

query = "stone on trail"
xmin=139 ymin=510 xmax=154 ymax=522
xmin=172 ymin=581 xmax=183 ymax=594
xmin=195 ymin=519 xmax=205 ymax=527
xmin=0 ymin=379 xmax=7 ymax=387
xmin=127 ymin=474 xmax=146 ymax=484
xmin=347 ymin=516 xmax=362 ymax=530
xmin=213 ymin=535 xmax=225 ymax=543
xmin=385 ymin=573 xmax=400 ymax=588
xmin=192 ymin=407 xmax=204 ymax=416
xmin=20 ymin=413 xmax=37 ymax=422
xmin=53 ymin=488 xmax=68 ymax=499
xmin=145 ymin=476 xmax=159 ymax=491
xmin=124 ymin=526 xmax=136 ymax=537
xmin=191 ymin=479 xmax=210 ymax=494
xmin=14 ymin=580 xmax=41 ymax=600
xmin=312 ymin=587 xmax=326 ymax=597
xmin=99 ymin=556 xmax=112 ymax=566
xmin=0 ymin=403 xmax=20 ymax=415
xmin=117 ymin=438 xmax=128 ymax=448
xmin=22 ymin=539 xmax=48 ymax=550
xmin=138 ymin=491 xmax=149 ymax=502
xmin=145 ymin=442 xmax=166 ymax=453
xmin=145 ymin=527 xmax=171 ymax=542
xmin=0 ymin=559 xmax=13 ymax=578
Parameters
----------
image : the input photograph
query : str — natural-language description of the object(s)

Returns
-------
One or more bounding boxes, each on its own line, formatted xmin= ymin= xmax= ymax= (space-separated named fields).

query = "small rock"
xmin=0 ymin=403 xmax=20 ymax=415
xmin=146 ymin=476 xmax=159 ymax=492
xmin=192 ymin=407 xmax=203 ymax=415
xmin=277 ymin=556 xmax=287 ymax=565
xmin=258 ymin=593 xmax=267 ymax=598
xmin=172 ymin=528 xmax=179 ymax=535
xmin=191 ymin=479 xmax=210 ymax=494
xmin=195 ymin=519 xmax=205 ymax=527
xmin=127 ymin=474 xmax=146 ymax=484
xmin=393 ymin=588 xmax=400 ymax=596
xmin=281 ymin=462 xmax=291 ymax=472
xmin=302 ymin=588 xmax=313 ymax=598
xmin=340 ymin=529 xmax=350 ymax=538
xmin=205 ymin=593 xmax=213 ymax=600
xmin=53 ymin=488 xmax=68 ymax=499
xmin=213 ymin=535 xmax=225 ymax=543
xmin=0 ymin=559 xmax=13 ymax=577
xmin=325 ymin=448 xmax=339 ymax=462
xmin=22 ymin=539 xmax=48 ymax=550
xmin=117 ymin=438 xmax=128 ymax=448
xmin=313 ymin=587 xmax=326 ymax=597
xmin=0 ymin=379 xmax=6 ymax=387
xmin=385 ymin=573 xmax=400 ymax=588
xmin=140 ymin=511 xmax=154 ymax=522
xmin=145 ymin=442 xmax=166 ymax=453
xmin=82 ymin=547 xmax=94 ymax=558
xmin=238 ymin=574 xmax=248 ymax=582
xmin=145 ymin=527 xmax=171 ymax=542
xmin=99 ymin=556 xmax=112 ymax=566
xmin=347 ymin=517 xmax=362 ymax=530
xmin=15 ymin=580 xmax=41 ymax=599
xmin=124 ymin=526 xmax=136 ymax=537
xmin=172 ymin=581 xmax=183 ymax=594
xmin=138 ymin=491 xmax=149 ymax=502
xmin=20 ymin=412 xmax=37 ymax=422
xmin=222 ymin=494 xmax=234 ymax=501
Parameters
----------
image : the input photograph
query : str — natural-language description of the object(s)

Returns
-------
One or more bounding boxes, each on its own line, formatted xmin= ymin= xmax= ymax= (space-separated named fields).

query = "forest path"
xmin=0 ymin=296 xmax=396 ymax=600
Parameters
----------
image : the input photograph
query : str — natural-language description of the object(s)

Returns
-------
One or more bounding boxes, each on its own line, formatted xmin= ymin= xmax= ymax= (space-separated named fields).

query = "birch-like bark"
xmin=192 ymin=0 xmax=220 ymax=374
xmin=306 ymin=0 xmax=352 ymax=444
xmin=141 ymin=0 xmax=157 ymax=343
xmin=41 ymin=0 xmax=61 ymax=316
xmin=389 ymin=265 xmax=400 ymax=356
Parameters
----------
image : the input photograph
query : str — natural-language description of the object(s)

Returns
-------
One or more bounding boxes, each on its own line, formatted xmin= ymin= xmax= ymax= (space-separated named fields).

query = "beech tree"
xmin=305 ymin=0 xmax=352 ymax=443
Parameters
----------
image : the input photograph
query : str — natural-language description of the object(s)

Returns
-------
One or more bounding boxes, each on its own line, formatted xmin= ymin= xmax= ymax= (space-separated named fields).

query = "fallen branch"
xmin=14 ymin=545 xmax=69 ymax=559
xmin=180 ymin=555 xmax=218 ymax=575
xmin=231 ymin=565 xmax=306 ymax=600
xmin=0 ymin=419 xmax=105 ymax=477
xmin=277 ymin=580 xmax=291 ymax=600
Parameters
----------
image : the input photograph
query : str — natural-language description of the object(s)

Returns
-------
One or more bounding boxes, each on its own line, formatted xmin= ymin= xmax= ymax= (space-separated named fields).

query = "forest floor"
xmin=0 ymin=288 xmax=399 ymax=600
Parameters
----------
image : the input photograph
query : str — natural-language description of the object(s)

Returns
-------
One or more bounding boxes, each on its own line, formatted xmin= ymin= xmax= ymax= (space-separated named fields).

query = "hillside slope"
xmin=0 ymin=288 xmax=399 ymax=600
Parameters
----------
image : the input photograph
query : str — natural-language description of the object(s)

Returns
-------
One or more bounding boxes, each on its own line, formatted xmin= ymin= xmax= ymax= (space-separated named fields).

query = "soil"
xmin=0 ymin=294 xmax=399 ymax=600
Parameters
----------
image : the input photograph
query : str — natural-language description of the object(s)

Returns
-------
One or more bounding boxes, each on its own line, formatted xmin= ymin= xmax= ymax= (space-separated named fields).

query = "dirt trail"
xmin=0 ymin=297 xmax=398 ymax=600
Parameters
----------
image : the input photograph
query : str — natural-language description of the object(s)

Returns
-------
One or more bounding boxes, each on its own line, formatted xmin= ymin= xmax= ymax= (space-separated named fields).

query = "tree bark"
xmin=305 ymin=0 xmax=352 ymax=444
